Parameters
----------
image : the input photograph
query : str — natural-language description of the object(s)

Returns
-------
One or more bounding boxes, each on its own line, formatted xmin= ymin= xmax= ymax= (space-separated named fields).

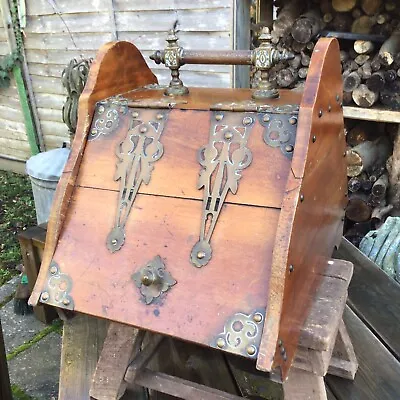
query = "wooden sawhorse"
xmin=59 ymin=258 xmax=357 ymax=399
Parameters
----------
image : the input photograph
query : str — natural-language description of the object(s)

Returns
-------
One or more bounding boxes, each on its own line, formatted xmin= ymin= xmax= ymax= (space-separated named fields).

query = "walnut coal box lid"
xmin=29 ymin=33 xmax=347 ymax=380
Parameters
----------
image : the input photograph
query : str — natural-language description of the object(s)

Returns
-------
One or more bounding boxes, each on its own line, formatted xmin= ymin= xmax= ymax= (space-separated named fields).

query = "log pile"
xmin=253 ymin=0 xmax=400 ymax=109
xmin=343 ymin=120 xmax=397 ymax=246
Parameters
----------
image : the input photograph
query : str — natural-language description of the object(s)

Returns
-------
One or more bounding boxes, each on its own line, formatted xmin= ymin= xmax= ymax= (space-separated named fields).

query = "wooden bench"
xmin=58 ymin=258 xmax=356 ymax=400
xmin=326 ymin=239 xmax=400 ymax=400
xmin=18 ymin=226 xmax=58 ymax=324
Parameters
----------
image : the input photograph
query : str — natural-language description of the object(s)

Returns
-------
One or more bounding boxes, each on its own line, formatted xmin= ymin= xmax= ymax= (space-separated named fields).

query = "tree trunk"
xmin=379 ymin=29 xmax=400 ymax=66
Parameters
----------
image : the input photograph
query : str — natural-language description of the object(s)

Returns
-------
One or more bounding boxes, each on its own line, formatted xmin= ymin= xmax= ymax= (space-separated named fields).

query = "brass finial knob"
xmin=252 ymin=27 xmax=295 ymax=100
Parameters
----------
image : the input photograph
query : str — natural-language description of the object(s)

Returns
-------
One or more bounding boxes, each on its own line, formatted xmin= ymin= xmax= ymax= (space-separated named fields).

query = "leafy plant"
xmin=0 ymin=51 xmax=21 ymax=89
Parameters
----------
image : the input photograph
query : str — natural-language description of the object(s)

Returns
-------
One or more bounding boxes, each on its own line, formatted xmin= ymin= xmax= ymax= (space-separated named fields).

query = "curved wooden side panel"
xmin=257 ymin=38 xmax=347 ymax=379
xmin=29 ymin=41 xmax=157 ymax=305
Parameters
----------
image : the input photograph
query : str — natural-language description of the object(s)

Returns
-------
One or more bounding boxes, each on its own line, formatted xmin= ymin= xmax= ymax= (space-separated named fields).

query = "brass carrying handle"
xmin=149 ymin=27 xmax=294 ymax=99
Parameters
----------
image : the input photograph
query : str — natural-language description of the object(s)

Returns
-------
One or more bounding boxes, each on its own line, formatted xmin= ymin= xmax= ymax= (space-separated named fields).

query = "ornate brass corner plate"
xmin=212 ymin=310 xmax=265 ymax=358
xmin=132 ymin=256 xmax=176 ymax=305
xmin=258 ymin=112 xmax=298 ymax=159
xmin=107 ymin=109 xmax=170 ymax=252
xmin=190 ymin=112 xmax=255 ymax=268
xmin=39 ymin=261 xmax=74 ymax=310
xmin=88 ymin=97 xmax=128 ymax=141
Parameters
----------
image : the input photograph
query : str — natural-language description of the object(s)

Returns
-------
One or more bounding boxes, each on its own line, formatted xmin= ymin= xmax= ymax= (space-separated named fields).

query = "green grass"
xmin=0 ymin=171 xmax=36 ymax=281
xmin=11 ymin=384 xmax=38 ymax=400
xmin=7 ymin=319 xmax=63 ymax=362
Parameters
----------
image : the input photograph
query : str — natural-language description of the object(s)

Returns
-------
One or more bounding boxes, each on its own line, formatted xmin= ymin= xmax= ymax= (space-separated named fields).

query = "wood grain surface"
xmin=257 ymin=38 xmax=347 ymax=379
xmin=50 ymin=187 xmax=278 ymax=350
xmin=30 ymin=41 xmax=157 ymax=306
xmin=76 ymin=108 xmax=292 ymax=209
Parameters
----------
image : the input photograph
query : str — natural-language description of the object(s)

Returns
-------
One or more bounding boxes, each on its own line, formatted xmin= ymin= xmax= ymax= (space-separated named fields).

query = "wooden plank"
xmin=37 ymin=107 xmax=63 ymax=123
xmin=90 ymin=323 xmax=143 ymax=400
xmin=0 ymin=128 xmax=28 ymax=141
xmin=115 ymin=9 xmax=231 ymax=32
xmin=59 ymin=314 xmax=108 ymax=400
xmin=335 ymin=238 xmax=400 ymax=359
xmin=135 ymin=368 xmax=243 ymax=400
xmin=114 ymin=0 xmax=231 ymax=12
xmin=0 ymin=147 xmax=30 ymax=161
xmin=28 ymin=63 xmax=65 ymax=78
xmin=283 ymin=368 xmax=328 ymax=400
xmin=34 ymin=93 xmax=66 ymax=109
xmin=327 ymin=319 xmax=358 ymax=380
xmin=31 ymin=75 xmax=67 ymax=95
xmin=27 ymin=0 xmax=231 ymax=15
xmin=0 ymin=319 xmax=12 ymax=400
xmin=343 ymin=106 xmax=400 ymax=123
xmin=40 ymin=120 xmax=69 ymax=137
xmin=299 ymin=259 xmax=353 ymax=351
xmin=0 ymin=105 xmax=24 ymax=123
xmin=0 ymin=93 xmax=22 ymax=108
xmin=0 ymin=117 xmax=27 ymax=133
xmin=326 ymin=307 xmax=400 ymax=400
xmin=0 ymin=137 xmax=31 ymax=151
xmin=43 ymin=135 xmax=70 ymax=150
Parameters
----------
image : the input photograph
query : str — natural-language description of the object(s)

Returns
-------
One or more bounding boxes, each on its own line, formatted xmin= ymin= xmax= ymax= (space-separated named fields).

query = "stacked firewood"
xmin=255 ymin=0 xmax=400 ymax=109
xmin=344 ymin=120 xmax=397 ymax=246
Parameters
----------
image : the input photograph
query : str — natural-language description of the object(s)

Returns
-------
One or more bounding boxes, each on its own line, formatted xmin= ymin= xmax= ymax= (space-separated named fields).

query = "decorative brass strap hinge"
xmin=190 ymin=112 xmax=255 ymax=268
xmin=107 ymin=109 xmax=170 ymax=252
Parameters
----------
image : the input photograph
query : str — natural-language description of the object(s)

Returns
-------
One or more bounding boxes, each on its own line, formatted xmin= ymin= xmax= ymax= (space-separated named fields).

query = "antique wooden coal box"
xmin=30 ymin=29 xmax=347 ymax=380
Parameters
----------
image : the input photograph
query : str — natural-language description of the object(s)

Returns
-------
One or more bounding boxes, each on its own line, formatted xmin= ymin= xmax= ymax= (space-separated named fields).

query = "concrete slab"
xmin=0 ymin=276 xmax=19 ymax=304
xmin=8 ymin=332 xmax=61 ymax=400
xmin=0 ymin=299 xmax=45 ymax=353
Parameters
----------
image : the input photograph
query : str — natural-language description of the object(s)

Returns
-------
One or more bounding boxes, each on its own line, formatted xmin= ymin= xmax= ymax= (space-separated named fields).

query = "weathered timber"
xmin=379 ymin=29 xmax=400 ymax=66
xmin=291 ymin=10 xmax=323 ymax=43
xmin=352 ymin=84 xmax=379 ymax=107
xmin=354 ymin=40 xmax=375 ymax=54
xmin=273 ymin=0 xmax=304 ymax=37
xmin=346 ymin=137 xmax=391 ymax=177
xmin=332 ymin=0 xmax=357 ymax=12
xmin=343 ymin=71 xmax=361 ymax=92
xmin=361 ymin=0 xmax=382 ymax=15
xmin=386 ymin=125 xmax=400 ymax=208
xmin=355 ymin=54 xmax=370 ymax=65
xmin=380 ymin=81 xmax=400 ymax=110
xmin=372 ymin=172 xmax=389 ymax=197
xmin=332 ymin=12 xmax=353 ymax=32
xmin=346 ymin=193 xmax=373 ymax=222
xmin=352 ymin=16 xmax=375 ymax=34
xmin=366 ymin=71 xmax=385 ymax=92
xmin=371 ymin=204 xmax=393 ymax=222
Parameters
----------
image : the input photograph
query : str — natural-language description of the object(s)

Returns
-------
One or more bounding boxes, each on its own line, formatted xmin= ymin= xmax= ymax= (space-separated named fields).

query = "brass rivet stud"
xmin=278 ymin=339 xmax=283 ymax=347
xmin=289 ymin=264 xmax=294 ymax=273
xmin=263 ymin=114 xmax=270 ymax=122
xmin=282 ymin=352 xmax=287 ymax=361
xmin=224 ymin=131 xmax=233 ymax=140
xmin=343 ymin=151 xmax=347 ymax=157
xmin=50 ymin=265 xmax=58 ymax=275
xmin=280 ymin=347 xmax=286 ymax=355
xmin=98 ymin=105 xmax=105 ymax=113
xmin=62 ymin=298 xmax=70 ymax=306
xmin=140 ymin=126 xmax=148 ymax=133
xmin=312 ymin=135 xmax=316 ymax=143
xmin=300 ymin=194 xmax=304 ymax=202
xmin=41 ymin=292 xmax=49 ymax=301
xmin=243 ymin=116 xmax=253 ymax=125
xmin=156 ymin=113 xmax=163 ymax=120
xmin=112 ymin=239 xmax=117 ymax=245
xmin=318 ymin=110 xmax=323 ymax=117
xmin=328 ymin=104 xmax=332 ymax=112
xmin=91 ymin=129 xmax=97 ymax=135
xmin=132 ymin=111 xmax=139 ymax=118
xmin=197 ymin=251 xmax=206 ymax=259
xmin=289 ymin=116 xmax=297 ymax=125
xmin=336 ymin=94 xmax=340 ymax=102
xmin=253 ymin=313 xmax=263 ymax=323
xmin=217 ymin=338 xmax=226 ymax=348
xmin=285 ymin=144 xmax=294 ymax=153
xmin=215 ymin=114 xmax=223 ymax=121
xmin=247 ymin=345 xmax=256 ymax=356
